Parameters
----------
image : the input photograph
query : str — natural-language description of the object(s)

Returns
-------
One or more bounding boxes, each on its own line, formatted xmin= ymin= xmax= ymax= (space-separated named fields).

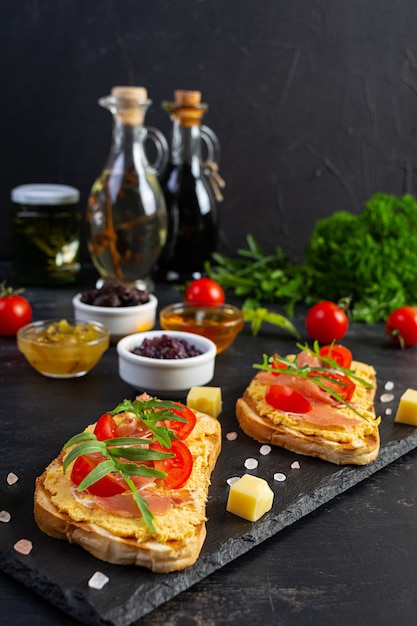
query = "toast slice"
xmin=34 ymin=407 xmax=221 ymax=573
xmin=236 ymin=354 xmax=380 ymax=465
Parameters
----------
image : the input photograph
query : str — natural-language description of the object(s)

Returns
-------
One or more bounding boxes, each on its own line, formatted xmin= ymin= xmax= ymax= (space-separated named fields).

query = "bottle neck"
xmin=171 ymin=122 xmax=202 ymax=173
xmin=107 ymin=119 xmax=148 ymax=172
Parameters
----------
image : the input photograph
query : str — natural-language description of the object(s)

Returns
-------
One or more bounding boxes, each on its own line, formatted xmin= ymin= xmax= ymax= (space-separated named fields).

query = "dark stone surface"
xmin=1 ymin=263 xmax=417 ymax=625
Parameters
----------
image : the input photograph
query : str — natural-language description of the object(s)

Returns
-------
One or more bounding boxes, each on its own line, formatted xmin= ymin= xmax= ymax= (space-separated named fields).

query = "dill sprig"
xmin=253 ymin=341 xmax=374 ymax=421
xmin=63 ymin=398 xmax=190 ymax=532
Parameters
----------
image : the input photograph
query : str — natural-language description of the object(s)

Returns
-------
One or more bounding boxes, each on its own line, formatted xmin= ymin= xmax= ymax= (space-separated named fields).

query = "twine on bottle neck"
xmin=203 ymin=161 xmax=226 ymax=202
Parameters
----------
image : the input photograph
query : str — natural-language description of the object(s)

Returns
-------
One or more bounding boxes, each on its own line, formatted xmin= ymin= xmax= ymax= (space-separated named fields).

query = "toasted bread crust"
xmin=236 ymin=361 xmax=380 ymax=465
xmin=34 ymin=411 xmax=221 ymax=573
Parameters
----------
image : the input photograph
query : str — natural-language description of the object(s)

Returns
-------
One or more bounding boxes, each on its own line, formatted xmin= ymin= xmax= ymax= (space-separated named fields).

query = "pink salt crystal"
xmin=226 ymin=431 xmax=238 ymax=441
xmin=380 ymin=393 xmax=394 ymax=403
xmin=14 ymin=539 xmax=33 ymax=555
xmin=274 ymin=472 xmax=286 ymax=482
xmin=7 ymin=472 xmax=18 ymax=485
xmin=260 ymin=445 xmax=271 ymax=455
xmin=88 ymin=571 xmax=109 ymax=590
xmin=0 ymin=510 xmax=11 ymax=523
xmin=244 ymin=458 xmax=258 ymax=470
xmin=291 ymin=461 xmax=301 ymax=470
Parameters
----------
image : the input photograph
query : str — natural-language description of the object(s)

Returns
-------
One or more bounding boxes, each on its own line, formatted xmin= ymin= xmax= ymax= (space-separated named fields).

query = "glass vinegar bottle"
xmin=86 ymin=86 xmax=168 ymax=290
xmin=157 ymin=90 xmax=223 ymax=282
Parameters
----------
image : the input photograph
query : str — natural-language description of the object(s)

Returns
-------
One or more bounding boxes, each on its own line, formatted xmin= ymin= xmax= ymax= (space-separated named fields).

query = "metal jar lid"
xmin=11 ymin=184 xmax=80 ymax=206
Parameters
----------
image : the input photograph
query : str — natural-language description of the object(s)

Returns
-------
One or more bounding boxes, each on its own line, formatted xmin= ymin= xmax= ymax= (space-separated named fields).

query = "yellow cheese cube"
xmin=226 ymin=474 xmax=274 ymax=522
xmin=186 ymin=386 xmax=222 ymax=418
xmin=395 ymin=388 xmax=417 ymax=426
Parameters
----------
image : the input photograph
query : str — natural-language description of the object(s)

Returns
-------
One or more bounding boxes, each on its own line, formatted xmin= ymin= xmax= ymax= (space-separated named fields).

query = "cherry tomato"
xmin=319 ymin=344 xmax=353 ymax=369
xmin=0 ymin=284 xmax=32 ymax=337
xmin=161 ymin=402 xmax=197 ymax=440
xmin=184 ymin=277 xmax=225 ymax=307
xmin=386 ymin=306 xmax=417 ymax=348
xmin=305 ymin=301 xmax=349 ymax=344
xmin=265 ymin=384 xmax=313 ymax=413
xmin=93 ymin=413 xmax=118 ymax=441
xmin=71 ymin=453 xmax=127 ymax=497
xmin=270 ymin=354 xmax=291 ymax=375
xmin=308 ymin=370 xmax=356 ymax=402
xmin=150 ymin=439 xmax=193 ymax=489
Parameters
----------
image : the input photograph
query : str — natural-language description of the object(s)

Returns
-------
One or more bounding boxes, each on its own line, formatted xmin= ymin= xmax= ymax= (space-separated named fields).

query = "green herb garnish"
xmin=206 ymin=194 xmax=417 ymax=323
xmin=63 ymin=398 xmax=189 ymax=532
xmin=253 ymin=341 xmax=374 ymax=421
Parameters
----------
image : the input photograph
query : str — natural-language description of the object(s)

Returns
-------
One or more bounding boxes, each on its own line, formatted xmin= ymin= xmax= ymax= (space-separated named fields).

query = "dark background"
xmin=3 ymin=0 xmax=417 ymax=263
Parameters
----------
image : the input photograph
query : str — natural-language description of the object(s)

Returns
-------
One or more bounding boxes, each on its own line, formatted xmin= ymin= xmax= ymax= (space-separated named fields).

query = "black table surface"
xmin=1 ymin=262 xmax=417 ymax=626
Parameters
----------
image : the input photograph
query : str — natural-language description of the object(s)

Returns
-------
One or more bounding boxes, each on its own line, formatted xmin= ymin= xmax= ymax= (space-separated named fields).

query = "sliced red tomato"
xmin=150 ymin=439 xmax=193 ymax=489
xmin=93 ymin=412 xmax=118 ymax=441
xmin=319 ymin=345 xmax=353 ymax=369
xmin=270 ymin=354 xmax=291 ymax=375
xmin=70 ymin=453 xmax=127 ymax=497
xmin=308 ymin=370 xmax=355 ymax=402
xmin=162 ymin=403 xmax=197 ymax=440
xmin=265 ymin=384 xmax=313 ymax=413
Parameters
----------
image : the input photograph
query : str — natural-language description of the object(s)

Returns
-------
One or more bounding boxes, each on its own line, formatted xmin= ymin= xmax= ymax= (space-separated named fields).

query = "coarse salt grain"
xmin=274 ymin=472 xmax=286 ymax=482
xmin=385 ymin=408 xmax=392 ymax=416
xmin=291 ymin=461 xmax=301 ymax=470
xmin=0 ymin=510 xmax=11 ymax=523
xmin=88 ymin=571 xmax=109 ymax=590
xmin=227 ymin=476 xmax=240 ymax=486
xmin=244 ymin=458 xmax=258 ymax=470
xmin=380 ymin=393 xmax=394 ymax=403
xmin=14 ymin=539 xmax=33 ymax=555
xmin=260 ymin=445 xmax=271 ymax=456
xmin=384 ymin=381 xmax=394 ymax=391
xmin=7 ymin=472 xmax=18 ymax=485
xmin=226 ymin=431 xmax=238 ymax=441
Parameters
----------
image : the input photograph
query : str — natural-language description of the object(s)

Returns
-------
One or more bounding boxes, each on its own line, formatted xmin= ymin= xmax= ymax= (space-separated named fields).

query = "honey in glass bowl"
xmin=159 ymin=303 xmax=244 ymax=354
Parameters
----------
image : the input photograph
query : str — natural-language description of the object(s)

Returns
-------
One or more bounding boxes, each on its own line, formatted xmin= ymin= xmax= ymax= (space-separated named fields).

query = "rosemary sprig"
xmin=63 ymin=398 xmax=188 ymax=532
xmin=253 ymin=341 xmax=374 ymax=421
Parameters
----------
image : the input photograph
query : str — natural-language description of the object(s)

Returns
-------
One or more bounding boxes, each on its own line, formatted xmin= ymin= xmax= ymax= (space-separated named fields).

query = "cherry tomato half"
xmin=265 ymin=384 xmax=313 ymax=413
xmin=0 ymin=290 xmax=32 ymax=337
xmin=184 ymin=278 xmax=225 ymax=307
xmin=150 ymin=439 xmax=193 ymax=489
xmin=270 ymin=354 xmax=291 ymax=375
xmin=319 ymin=344 xmax=353 ymax=369
xmin=161 ymin=402 xmax=197 ymax=440
xmin=306 ymin=301 xmax=349 ymax=344
xmin=93 ymin=413 xmax=118 ymax=441
xmin=71 ymin=453 xmax=127 ymax=497
xmin=308 ymin=370 xmax=355 ymax=402
xmin=386 ymin=306 xmax=417 ymax=348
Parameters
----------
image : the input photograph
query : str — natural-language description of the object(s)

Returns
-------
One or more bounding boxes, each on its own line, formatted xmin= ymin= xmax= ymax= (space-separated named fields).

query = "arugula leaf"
xmin=253 ymin=343 xmax=375 ymax=421
xmin=63 ymin=397 xmax=189 ymax=532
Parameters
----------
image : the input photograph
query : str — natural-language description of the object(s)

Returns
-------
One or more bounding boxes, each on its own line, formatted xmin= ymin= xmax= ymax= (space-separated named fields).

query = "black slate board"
xmin=1 ymin=321 xmax=417 ymax=626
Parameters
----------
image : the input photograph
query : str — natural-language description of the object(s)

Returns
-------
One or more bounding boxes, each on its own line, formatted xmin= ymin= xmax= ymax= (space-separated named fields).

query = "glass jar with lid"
xmin=11 ymin=183 xmax=82 ymax=286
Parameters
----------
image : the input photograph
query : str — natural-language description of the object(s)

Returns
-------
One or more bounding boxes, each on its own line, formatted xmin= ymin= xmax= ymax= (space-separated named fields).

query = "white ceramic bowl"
xmin=73 ymin=293 xmax=158 ymax=341
xmin=117 ymin=330 xmax=217 ymax=397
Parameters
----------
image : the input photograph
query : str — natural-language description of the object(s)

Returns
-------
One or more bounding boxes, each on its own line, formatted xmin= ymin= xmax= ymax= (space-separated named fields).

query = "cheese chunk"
xmin=226 ymin=474 xmax=274 ymax=522
xmin=186 ymin=386 xmax=222 ymax=418
xmin=395 ymin=388 xmax=417 ymax=426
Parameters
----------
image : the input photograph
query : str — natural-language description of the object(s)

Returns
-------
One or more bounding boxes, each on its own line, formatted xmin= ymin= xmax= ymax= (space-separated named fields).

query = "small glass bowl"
xmin=17 ymin=318 xmax=110 ymax=378
xmin=159 ymin=302 xmax=245 ymax=354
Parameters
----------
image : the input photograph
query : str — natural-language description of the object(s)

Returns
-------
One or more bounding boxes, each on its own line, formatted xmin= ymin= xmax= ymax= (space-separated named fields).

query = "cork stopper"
xmin=108 ymin=86 xmax=150 ymax=125
xmin=163 ymin=90 xmax=207 ymax=127
xmin=174 ymin=90 xmax=202 ymax=106
xmin=111 ymin=86 xmax=149 ymax=101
